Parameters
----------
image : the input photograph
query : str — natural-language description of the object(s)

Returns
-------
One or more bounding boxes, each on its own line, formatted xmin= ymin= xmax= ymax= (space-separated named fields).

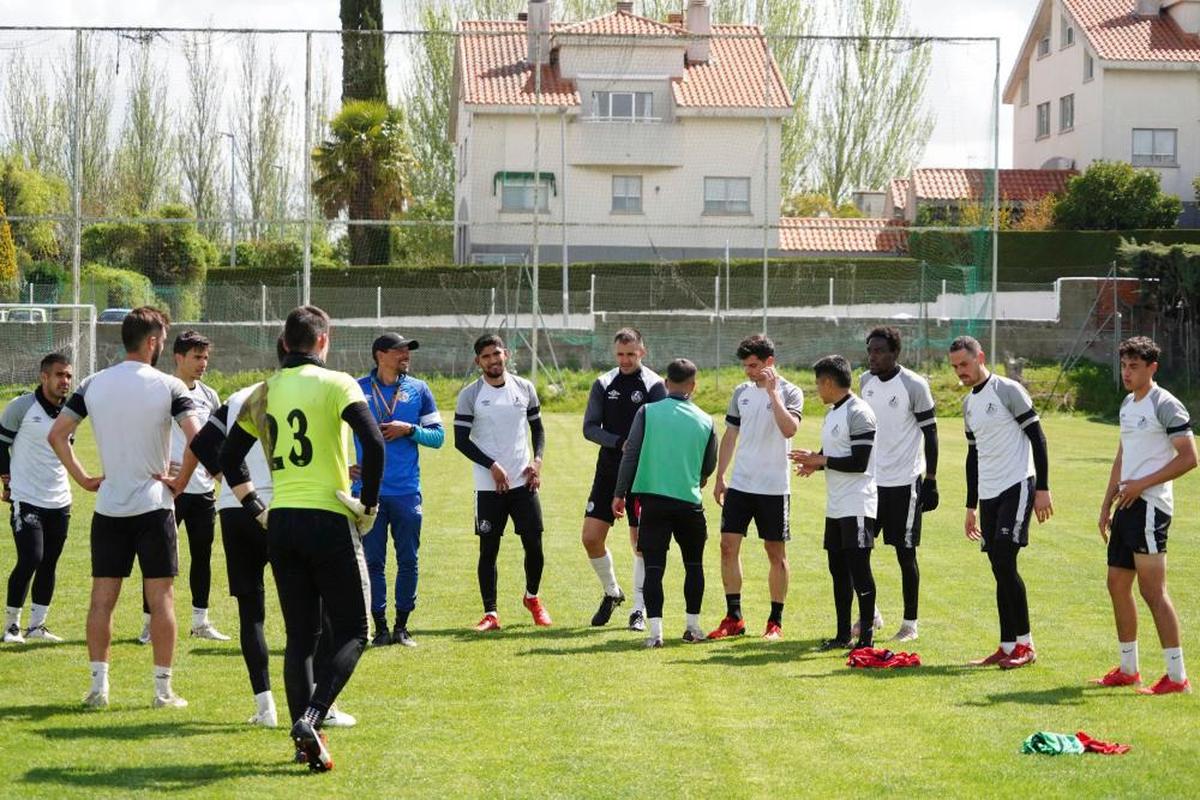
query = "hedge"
xmin=80 ymin=264 xmax=156 ymax=310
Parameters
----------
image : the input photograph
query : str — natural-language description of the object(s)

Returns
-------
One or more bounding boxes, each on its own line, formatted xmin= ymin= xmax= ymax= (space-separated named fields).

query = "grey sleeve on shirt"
xmin=725 ymin=385 xmax=744 ymax=426
xmin=782 ymin=382 xmax=804 ymax=418
xmin=996 ymin=378 xmax=1037 ymax=428
xmin=0 ymin=393 xmax=35 ymax=442
xmin=583 ymin=378 xmax=620 ymax=448
xmin=454 ymin=381 xmax=481 ymax=423
xmin=962 ymin=394 xmax=974 ymax=440
xmin=847 ymin=399 xmax=877 ymax=442
xmin=902 ymin=370 xmax=936 ymax=420
xmin=1153 ymin=389 xmax=1194 ymax=438
xmin=168 ymin=377 xmax=199 ymax=424
xmin=614 ymin=405 xmax=647 ymax=498
xmin=645 ymin=374 xmax=668 ymax=402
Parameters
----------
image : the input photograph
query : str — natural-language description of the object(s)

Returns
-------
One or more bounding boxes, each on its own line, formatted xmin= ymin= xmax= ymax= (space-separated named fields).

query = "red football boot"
xmin=473 ymin=614 xmax=501 ymax=633
xmin=523 ymin=595 xmax=553 ymax=626
xmin=706 ymin=616 xmax=746 ymax=640
xmin=1089 ymin=666 xmax=1141 ymax=687
xmin=1136 ymin=675 xmax=1192 ymax=695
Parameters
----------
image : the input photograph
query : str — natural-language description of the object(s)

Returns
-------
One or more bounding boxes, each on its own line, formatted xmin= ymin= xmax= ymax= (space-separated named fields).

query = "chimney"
xmin=1135 ymin=0 xmax=1161 ymax=15
xmin=667 ymin=13 xmax=684 ymax=25
xmin=685 ymin=0 xmax=711 ymax=64
xmin=1165 ymin=0 xmax=1200 ymax=34
xmin=616 ymin=1 xmax=633 ymax=12
xmin=527 ymin=0 xmax=551 ymax=66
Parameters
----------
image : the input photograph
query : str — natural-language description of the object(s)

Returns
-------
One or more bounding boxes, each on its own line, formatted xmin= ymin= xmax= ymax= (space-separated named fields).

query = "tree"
xmin=3 ymin=50 xmax=64 ymax=174
xmin=234 ymin=36 xmax=291 ymax=240
xmin=813 ymin=0 xmax=934 ymax=204
xmin=54 ymin=33 xmax=114 ymax=218
xmin=0 ymin=195 xmax=19 ymax=301
xmin=341 ymin=0 xmax=388 ymax=103
xmin=0 ymin=157 xmax=68 ymax=261
xmin=1054 ymin=161 xmax=1182 ymax=230
xmin=178 ymin=31 xmax=226 ymax=239
xmin=312 ymin=101 xmax=415 ymax=265
xmin=114 ymin=43 xmax=172 ymax=214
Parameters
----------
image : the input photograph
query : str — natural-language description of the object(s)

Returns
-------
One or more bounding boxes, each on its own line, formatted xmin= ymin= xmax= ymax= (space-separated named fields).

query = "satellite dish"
xmin=1040 ymin=156 xmax=1075 ymax=170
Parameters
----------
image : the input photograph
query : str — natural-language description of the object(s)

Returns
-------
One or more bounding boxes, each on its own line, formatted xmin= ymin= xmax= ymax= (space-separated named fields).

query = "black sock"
xmin=726 ymin=593 xmax=742 ymax=621
xmin=372 ymin=612 xmax=388 ymax=632
xmin=395 ymin=610 xmax=410 ymax=631
xmin=769 ymin=602 xmax=784 ymax=625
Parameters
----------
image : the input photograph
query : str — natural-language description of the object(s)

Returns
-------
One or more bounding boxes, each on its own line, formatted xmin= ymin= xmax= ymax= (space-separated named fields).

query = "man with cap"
xmin=351 ymin=333 xmax=444 ymax=647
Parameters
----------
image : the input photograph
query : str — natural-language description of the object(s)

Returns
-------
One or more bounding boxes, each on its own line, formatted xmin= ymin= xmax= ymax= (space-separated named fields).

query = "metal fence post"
xmin=302 ymin=31 xmax=313 ymax=306
xmin=260 ymin=284 xmax=266 ymax=324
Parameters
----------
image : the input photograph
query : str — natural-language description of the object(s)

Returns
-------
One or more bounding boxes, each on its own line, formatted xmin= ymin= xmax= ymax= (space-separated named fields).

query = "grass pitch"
xmin=1 ymin=414 xmax=1196 ymax=798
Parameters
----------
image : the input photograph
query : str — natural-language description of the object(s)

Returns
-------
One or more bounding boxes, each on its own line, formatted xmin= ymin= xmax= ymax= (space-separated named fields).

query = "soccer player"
xmin=613 ymin=358 xmax=717 ymax=648
xmin=792 ymin=355 xmax=880 ymax=651
xmin=220 ymin=305 xmax=385 ymax=771
xmin=581 ymin=328 xmax=665 ymax=630
xmin=353 ymin=333 xmax=444 ymax=648
xmin=140 ymin=331 xmax=227 ymax=644
xmin=2 ymin=353 xmax=74 ymax=644
xmin=454 ymin=334 xmax=550 ymax=632
xmin=708 ymin=334 xmax=802 ymax=642
xmin=861 ymin=327 xmax=938 ymax=642
xmin=48 ymin=307 xmax=200 ymax=708
xmin=1094 ymin=337 xmax=1195 ymax=694
xmin=949 ymin=335 xmax=1052 ymax=670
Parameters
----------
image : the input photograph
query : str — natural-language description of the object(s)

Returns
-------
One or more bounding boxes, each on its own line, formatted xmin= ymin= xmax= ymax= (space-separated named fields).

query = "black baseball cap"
xmin=372 ymin=333 xmax=419 ymax=352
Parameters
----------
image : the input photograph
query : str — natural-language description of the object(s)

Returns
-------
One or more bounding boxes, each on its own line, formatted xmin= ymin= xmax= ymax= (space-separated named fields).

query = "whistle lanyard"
xmin=370 ymin=377 xmax=403 ymax=421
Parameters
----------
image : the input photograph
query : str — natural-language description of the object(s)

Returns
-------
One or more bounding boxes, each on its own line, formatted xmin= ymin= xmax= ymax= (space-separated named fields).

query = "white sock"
xmin=589 ymin=551 xmax=620 ymax=597
xmin=255 ymin=689 xmax=275 ymax=713
xmin=5 ymin=606 xmax=20 ymax=628
xmin=1119 ymin=641 xmax=1139 ymax=675
xmin=485 ymin=610 xmax=498 ymax=618
xmin=1016 ymin=633 xmax=1033 ymax=647
xmin=90 ymin=661 xmax=109 ymax=693
xmin=685 ymin=612 xmax=701 ymax=631
xmin=648 ymin=617 xmax=663 ymax=640
xmin=632 ymin=556 xmax=646 ymax=612
xmin=1164 ymin=647 xmax=1187 ymax=683
xmin=1000 ymin=641 xmax=1016 ymax=655
xmin=153 ymin=665 xmax=173 ymax=696
xmin=524 ymin=591 xmax=537 ymax=600
xmin=143 ymin=611 xmax=152 ymax=627
xmin=29 ymin=603 xmax=49 ymax=629
xmin=902 ymin=618 xmax=918 ymax=630
xmin=192 ymin=607 xmax=208 ymax=628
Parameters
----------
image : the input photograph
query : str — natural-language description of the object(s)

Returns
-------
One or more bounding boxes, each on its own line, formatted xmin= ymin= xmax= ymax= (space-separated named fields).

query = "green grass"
xmin=2 ymin=414 xmax=1197 ymax=798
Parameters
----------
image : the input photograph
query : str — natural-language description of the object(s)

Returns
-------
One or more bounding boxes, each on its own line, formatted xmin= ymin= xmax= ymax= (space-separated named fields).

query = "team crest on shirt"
xmin=586 ymin=500 xmax=595 ymax=512
xmin=831 ymin=424 xmax=840 ymax=436
xmin=477 ymin=519 xmax=492 ymax=534
xmin=888 ymin=396 xmax=899 ymax=408
xmin=1136 ymin=415 xmax=1148 ymax=429
xmin=866 ymin=388 xmax=874 ymax=397
xmin=631 ymin=390 xmax=644 ymax=403
xmin=31 ymin=415 xmax=43 ymax=423
xmin=607 ymin=390 xmax=620 ymax=400
xmin=740 ymin=396 xmax=751 ymax=406
xmin=396 ymin=391 xmax=410 ymax=403
xmin=481 ymin=399 xmax=491 ymax=406
xmin=985 ymin=402 xmax=997 ymax=415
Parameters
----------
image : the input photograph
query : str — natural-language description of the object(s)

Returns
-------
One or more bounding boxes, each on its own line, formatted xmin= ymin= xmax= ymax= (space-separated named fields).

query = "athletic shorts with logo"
xmin=721 ymin=488 xmax=789 ymax=541
xmin=979 ymin=475 xmax=1035 ymax=551
xmin=586 ymin=450 xmax=641 ymax=527
xmin=90 ymin=509 xmax=177 ymax=578
xmin=220 ymin=507 xmax=270 ymax=597
xmin=475 ymin=485 xmax=544 ymax=537
xmin=1108 ymin=498 xmax=1170 ymax=569
xmin=823 ymin=516 xmax=876 ymax=551
xmin=10 ymin=502 xmax=70 ymax=547
xmin=877 ymin=477 xmax=923 ymax=548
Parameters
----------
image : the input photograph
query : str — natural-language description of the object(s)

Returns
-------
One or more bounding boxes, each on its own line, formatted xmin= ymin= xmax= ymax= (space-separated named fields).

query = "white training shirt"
xmin=1119 ymin=384 xmax=1193 ymax=516
xmin=861 ymin=367 xmax=936 ymax=487
xmin=455 ymin=374 xmax=541 ymax=492
xmin=170 ymin=379 xmax=220 ymax=495
xmin=0 ymin=390 xmax=71 ymax=509
xmin=62 ymin=360 xmax=198 ymax=517
xmin=726 ymin=379 xmax=803 ymax=495
xmin=962 ymin=374 xmax=1036 ymax=501
xmin=821 ymin=393 xmax=878 ymax=519
xmin=213 ymin=384 xmax=273 ymax=512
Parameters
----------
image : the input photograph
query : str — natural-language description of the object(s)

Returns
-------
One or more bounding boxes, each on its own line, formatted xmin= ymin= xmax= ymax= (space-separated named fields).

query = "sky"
xmin=0 ymin=0 xmax=1044 ymax=169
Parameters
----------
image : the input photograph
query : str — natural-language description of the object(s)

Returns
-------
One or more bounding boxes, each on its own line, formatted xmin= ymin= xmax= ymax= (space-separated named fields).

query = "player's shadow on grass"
xmin=20 ymin=761 xmax=294 ymax=791
xmin=959 ymin=685 xmax=1085 ymax=707
xmin=38 ymin=720 xmax=246 ymax=741
xmin=0 ymin=641 xmax=86 ymax=655
xmin=519 ymin=637 xmax=651 ymax=657
xmin=189 ymin=646 xmax=284 ymax=658
xmin=669 ymin=639 xmax=827 ymax=667
xmin=420 ymin=625 xmax=609 ymax=642
xmin=0 ymin=703 xmax=86 ymax=723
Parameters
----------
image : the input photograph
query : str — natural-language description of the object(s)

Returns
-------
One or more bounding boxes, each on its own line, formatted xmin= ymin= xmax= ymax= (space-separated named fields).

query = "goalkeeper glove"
xmin=336 ymin=489 xmax=378 ymax=536
xmin=920 ymin=478 xmax=939 ymax=512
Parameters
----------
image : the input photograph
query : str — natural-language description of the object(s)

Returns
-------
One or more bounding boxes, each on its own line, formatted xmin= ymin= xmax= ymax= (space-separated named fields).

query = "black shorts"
xmin=475 ymin=485 xmax=544 ymax=537
xmin=220 ymin=507 xmax=270 ymax=597
xmin=877 ymin=478 xmax=923 ymax=548
xmin=636 ymin=494 xmax=707 ymax=553
xmin=1108 ymin=499 xmax=1171 ymax=569
xmin=10 ymin=501 xmax=71 ymax=540
xmin=585 ymin=453 xmax=641 ymax=527
xmin=823 ymin=516 xmax=876 ymax=551
xmin=720 ymin=488 xmax=789 ymax=542
xmin=176 ymin=490 xmax=216 ymax=528
xmin=979 ymin=476 xmax=1035 ymax=551
xmin=90 ymin=509 xmax=177 ymax=579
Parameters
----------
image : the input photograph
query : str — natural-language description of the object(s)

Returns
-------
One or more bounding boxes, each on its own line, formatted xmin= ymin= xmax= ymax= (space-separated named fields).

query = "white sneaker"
xmin=137 ymin=621 xmax=152 ymax=645
xmin=247 ymin=706 xmax=278 ymax=727
xmin=3 ymin=623 xmax=25 ymax=644
xmin=190 ymin=622 xmax=231 ymax=641
xmin=322 ymin=704 xmax=356 ymax=728
xmin=643 ymin=636 xmax=664 ymax=648
xmin=82 ymin=689 xmax=109 ymax=708
xmin=890 ymin=623 xmax=918 ymax=642
xmin=152 ymin=691 xmax=189 ymax=709
xmin=851 ymin=609 xmax=885 ymax=640
xmin=24 ymin=625 xmax=63 ymax=643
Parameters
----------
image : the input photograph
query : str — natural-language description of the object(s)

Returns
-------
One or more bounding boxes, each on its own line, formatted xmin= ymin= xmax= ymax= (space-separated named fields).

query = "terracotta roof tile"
xmin=1064 ymin=0 xmax=1200 ymax=62
xmin=888 ymin=178 xmax=910 ymax=214
xmin=457 ymin=15 xmax=791 ymax=110
xmin=911 ymin=168 xmax=1075 ymax=202
xmin=779 ymin=217 xmax=909 ymax=254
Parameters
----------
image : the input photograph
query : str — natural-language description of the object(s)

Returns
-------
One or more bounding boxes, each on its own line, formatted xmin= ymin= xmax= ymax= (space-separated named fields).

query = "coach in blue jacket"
xmin=353 ymin=333 xmax=444 ymax=648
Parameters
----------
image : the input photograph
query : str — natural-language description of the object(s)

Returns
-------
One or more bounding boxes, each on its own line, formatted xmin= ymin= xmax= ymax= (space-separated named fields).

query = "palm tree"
xmin=312 ymin=100 xmax=414 ymax=266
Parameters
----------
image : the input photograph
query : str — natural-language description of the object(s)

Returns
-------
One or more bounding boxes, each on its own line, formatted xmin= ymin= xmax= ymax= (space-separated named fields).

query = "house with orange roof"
xmin=1003 ymin=0 xmax=1200 ymax=221
xmin=450 ymin=0 xmax=792 ymax=264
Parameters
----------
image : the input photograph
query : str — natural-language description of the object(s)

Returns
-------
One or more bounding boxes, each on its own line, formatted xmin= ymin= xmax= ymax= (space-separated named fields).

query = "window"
xmin=1061 ymin=15 xmax=1075 ymax=48
xmin=1059 ymin=94 xmax=1074 ymax=132
xmin=1037 ymin=36 xmax=1050 ymax=58
xmin=499 ymin=173 xmax=553 ymax=212
xmin=1084 ymin=51 xmax=1094 ymax=81
xmin=612 ymin=175 xmax=643 ymax=213
xmin=1133 ymin=128 xmax=1178 ymax=167
xmin=1019 ymin=78 xmax=1029 ymax=107
xmin=1036 ymin=102 xmax=1051 ymax=139
xmin=704 ymin=177 xmax=751 ymax=215
xmin=593 ymin=91 xmax=654 ymax=121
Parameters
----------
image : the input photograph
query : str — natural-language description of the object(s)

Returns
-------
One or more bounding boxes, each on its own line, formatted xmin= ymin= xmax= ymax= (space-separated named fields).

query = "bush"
xmin=0 ymin=196 xmax=18 ymax=302
xmin=1054 ymin=161 xmax=1182 ymax=230
xmin=81 ymin=263 xmax=156 ymax=309
xmin=81 ymin=223 xmax=147 ymax=267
